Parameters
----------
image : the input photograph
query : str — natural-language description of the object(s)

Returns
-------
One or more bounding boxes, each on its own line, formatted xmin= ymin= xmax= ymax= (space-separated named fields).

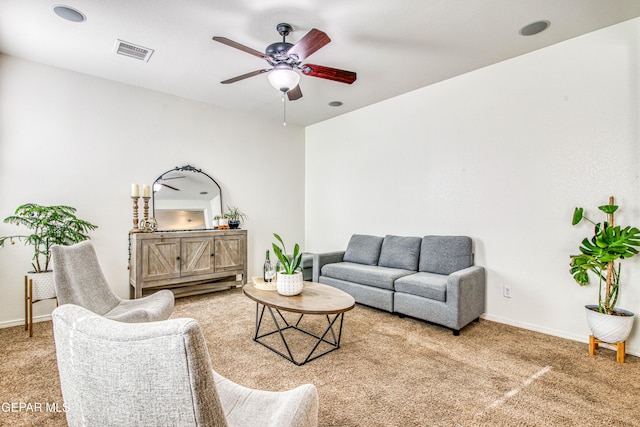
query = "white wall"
xmin=0 ymin=55 xmax=306 ymax=326
xmin=306 ymin=18 xmax=640 ymax=355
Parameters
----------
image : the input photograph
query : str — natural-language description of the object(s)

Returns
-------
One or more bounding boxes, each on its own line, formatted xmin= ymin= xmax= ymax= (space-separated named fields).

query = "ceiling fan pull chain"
xmin=282 ymin=92 xmax=287 ymax=126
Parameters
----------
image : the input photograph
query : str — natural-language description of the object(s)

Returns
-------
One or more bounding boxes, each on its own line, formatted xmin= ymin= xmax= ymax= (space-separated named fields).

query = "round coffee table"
xmin=243 ymin=281 xmax=355 ymax=365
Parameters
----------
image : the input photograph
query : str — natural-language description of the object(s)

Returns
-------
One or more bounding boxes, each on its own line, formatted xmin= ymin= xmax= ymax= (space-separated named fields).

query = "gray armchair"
xmin=52 ymin=304 xmax=319 ymax=427
xmin=51 ymin=241 xmax=174 ymax=322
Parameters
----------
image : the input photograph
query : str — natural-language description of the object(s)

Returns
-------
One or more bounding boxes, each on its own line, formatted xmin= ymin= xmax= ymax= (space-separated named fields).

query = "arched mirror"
xmin=152 ymin=165 xmax=222 ymax=231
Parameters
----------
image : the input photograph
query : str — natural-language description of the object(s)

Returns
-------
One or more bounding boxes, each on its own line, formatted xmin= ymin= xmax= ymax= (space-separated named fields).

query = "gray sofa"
xmin=313 ymin=234 xmax=485 ymax=335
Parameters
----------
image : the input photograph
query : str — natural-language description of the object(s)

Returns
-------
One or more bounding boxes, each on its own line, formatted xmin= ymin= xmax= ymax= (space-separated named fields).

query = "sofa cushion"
xmin=378 ymin=235 xmax=422 ymax=271
xmin=395 ymin=272 xmax=448 ymax=302
xmin=343 ymin=234 xmax=384 ymax=266
xmin=321 ymin=262 xmax=414 ymax=291
xmin=419 ymin=236 xmax=473 ymax=275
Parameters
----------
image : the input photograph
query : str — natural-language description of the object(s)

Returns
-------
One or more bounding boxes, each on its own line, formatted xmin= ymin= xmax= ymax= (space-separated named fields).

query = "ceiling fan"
xmin=212 ymin=23 xmax=357 ymax=101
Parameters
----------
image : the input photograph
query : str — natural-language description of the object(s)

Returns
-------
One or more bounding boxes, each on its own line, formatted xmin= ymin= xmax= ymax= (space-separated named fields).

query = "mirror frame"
xmin=152 ymin=164 xmax=222 ymax=231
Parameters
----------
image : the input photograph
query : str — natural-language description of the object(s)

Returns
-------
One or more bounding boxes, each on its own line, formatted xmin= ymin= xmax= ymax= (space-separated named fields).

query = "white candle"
xmin=142 ymin=184 xmax=151 ymax=198
xmin=131 ymin=183 xmax=139 ymax=197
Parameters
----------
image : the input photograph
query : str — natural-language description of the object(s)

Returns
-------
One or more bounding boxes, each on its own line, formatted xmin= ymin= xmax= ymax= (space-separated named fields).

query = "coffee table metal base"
xmin=253 ymin=302 xmax=346 ymax=366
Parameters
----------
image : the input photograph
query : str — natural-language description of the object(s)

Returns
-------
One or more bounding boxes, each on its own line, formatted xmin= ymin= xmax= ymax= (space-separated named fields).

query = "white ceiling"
xmin=1 ymin=1 xmax=639 ymax=127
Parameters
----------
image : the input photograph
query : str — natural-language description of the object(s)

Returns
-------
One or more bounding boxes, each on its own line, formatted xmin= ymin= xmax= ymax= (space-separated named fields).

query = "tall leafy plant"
xmin=570 ymin=196 xmax=640 ymax=315
xmin=0 ymin=203 xmax=98 ymax=272
xmin=272 ymin=233 xmax=302 ymax=275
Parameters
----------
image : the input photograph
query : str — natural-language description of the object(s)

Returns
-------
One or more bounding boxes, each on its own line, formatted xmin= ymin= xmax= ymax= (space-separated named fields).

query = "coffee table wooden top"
xmin=243 ymin=281 xmax=355 ymax=315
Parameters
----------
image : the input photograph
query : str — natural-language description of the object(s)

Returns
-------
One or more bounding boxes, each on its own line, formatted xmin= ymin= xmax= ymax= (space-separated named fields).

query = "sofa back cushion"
xmin=419 ymin=236 xmax=473 ymax=275
xmin=343 ymin=234 xmax=384 ymax=265
xmin=378 ymin=235 xmax=422 ymax=271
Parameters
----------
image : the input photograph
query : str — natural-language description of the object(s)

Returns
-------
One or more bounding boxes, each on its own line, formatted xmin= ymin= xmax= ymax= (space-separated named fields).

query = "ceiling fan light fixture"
xmin=268 ymin=64 xmax=300 ymax=93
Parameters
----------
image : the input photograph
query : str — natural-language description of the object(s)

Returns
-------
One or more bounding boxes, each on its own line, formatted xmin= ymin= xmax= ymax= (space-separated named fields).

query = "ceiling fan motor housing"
xmin=265 ymin=42 xmax=294 ymax=61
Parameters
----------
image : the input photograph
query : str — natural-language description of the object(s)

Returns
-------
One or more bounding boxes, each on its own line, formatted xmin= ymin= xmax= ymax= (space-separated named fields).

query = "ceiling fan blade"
xmin=287 ymin=85 xmax=303 ymax=101
xmin=221 ymin=69 xmax=271 ymax=84
xmin=301 ymin=64 xmax=357 ymax=84
xmin=287 ymin=29 xmax=331 ymax=61
xmin=212 ymin=36 xmax=268 ymax=59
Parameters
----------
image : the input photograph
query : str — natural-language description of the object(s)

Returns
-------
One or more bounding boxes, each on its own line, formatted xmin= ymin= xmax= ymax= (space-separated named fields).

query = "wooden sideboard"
xmin=129 ymin=229 xmax=247 ymax=298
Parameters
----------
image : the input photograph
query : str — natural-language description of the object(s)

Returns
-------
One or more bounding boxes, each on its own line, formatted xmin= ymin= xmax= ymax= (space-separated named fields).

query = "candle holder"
xmin=142 ymin=196 xmax=150 ymax=222
xmin=131 ymin=196 xmax=140 ymax=233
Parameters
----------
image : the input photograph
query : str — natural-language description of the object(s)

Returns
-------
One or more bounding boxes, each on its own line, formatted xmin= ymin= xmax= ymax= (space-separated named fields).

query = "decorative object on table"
xmin=263 ymin=249 xmax=275 ymax=283
xmin=131 ymin=183 xmax=151 ymax=233
xmin=252 ymin=276 xmax=277 ymax=291
xmin=213 ymin=215 xmax=221 ymax=229
xmin=131 ymin=183 xmax=140 ymax=232
xmin=272 ymin=233 xmax=303 ymax=296
xmin=570 ymin=196 xmax=640 ymax=363
xmin=225 ymin=206 xmax=247 ymax=229
xmin=139 ymin=217 xmax=158 ymax=233
xmin=0 ymin=203 xmax=98 ymax=336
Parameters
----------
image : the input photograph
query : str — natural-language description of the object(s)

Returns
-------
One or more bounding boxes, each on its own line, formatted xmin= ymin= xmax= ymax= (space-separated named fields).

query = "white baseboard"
xmin=482 ymin=313 xmax=640 ymax=357
xmin=0 ymin=314 xmax=52 ymax=329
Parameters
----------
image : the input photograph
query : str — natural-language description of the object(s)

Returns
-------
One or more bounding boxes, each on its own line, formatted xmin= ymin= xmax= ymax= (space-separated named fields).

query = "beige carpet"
xmin=1 ymin=287 xmax=639 ymax=426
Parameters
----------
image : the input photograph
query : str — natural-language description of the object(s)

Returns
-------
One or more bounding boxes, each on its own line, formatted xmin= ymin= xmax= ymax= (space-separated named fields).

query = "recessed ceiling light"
xmin=52 ymin=5 xmax=86 ymax=22
xmin=328 ymin=101 xmax=343 ymax=107
xmin=519 ymin=20 xmax=550 ymax=36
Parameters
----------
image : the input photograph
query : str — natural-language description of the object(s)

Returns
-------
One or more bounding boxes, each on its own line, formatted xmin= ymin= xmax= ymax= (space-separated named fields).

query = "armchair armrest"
xmin=312 ymin=251 xmax=345 ymax=282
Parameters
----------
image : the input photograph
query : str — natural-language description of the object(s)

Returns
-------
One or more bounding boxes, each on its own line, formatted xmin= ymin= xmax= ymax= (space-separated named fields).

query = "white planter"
xmin=276 ymin=271 xmax=304 ymax=296
xmin=27 ymin=271 xmax=56 ymax=301
xmin=585 ymin=304 xmax=635 ymax=343
xmin=218 ymin=218 xmax=229 ymax=227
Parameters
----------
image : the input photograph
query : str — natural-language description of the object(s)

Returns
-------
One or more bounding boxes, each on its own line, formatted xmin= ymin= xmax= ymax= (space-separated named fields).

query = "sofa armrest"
xmin=446 ymin=266 xmax=486 ymax=323
xmin=312 ymin=251 xmax=345 ymax=282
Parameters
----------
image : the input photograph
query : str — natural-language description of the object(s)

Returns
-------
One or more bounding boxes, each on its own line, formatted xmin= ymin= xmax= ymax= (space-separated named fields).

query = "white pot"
xmin=27 ymin=271 xmax=56 ymax=301
xmin=276 ymin=271 xmax=304 ymax=296
xmin=585 ymin=304 xmax=635 ymax=343
xmin=218 ymin=218 xmax=229 ymax=227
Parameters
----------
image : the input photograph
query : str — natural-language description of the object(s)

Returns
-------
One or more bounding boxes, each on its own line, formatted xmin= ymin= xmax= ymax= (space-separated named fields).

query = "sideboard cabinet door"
xmin=141 ymin=238 xmax=181 ymax=281
xmin=215 ymin=235 xmax=246 ymax=272
xmin=181 ymin=237 xmax=215 ymax=277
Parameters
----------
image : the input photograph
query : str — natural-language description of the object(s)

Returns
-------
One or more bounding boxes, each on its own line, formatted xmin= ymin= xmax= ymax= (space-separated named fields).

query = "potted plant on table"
xmin=225 ymin=206 xmax=247 ymax=229
xmin=272 ymin=233 xmax=303 ymax=296
xmin=569 ymin=196 xmax=640 ymax=347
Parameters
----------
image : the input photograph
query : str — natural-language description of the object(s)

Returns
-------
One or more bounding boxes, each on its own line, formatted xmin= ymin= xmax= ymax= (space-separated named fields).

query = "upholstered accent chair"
xmin=51 ymin=241 xmax=174 ymax=322
xmin=52 ymin=304 xmax=319 ymax=427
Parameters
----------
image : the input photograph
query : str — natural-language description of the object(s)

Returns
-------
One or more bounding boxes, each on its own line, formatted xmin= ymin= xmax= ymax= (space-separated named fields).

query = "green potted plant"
xmin=225 ymin=206 xmax=247 ymax=229
xmin=570 ymin=196 xmax=640 ymax=345
xmin=1 ymin=203 xmax=98 ymax=327
xmin=272 ymin=233 xmax=303 ymax=296
xmin=1 ymin=203 xmax=98 ymax=273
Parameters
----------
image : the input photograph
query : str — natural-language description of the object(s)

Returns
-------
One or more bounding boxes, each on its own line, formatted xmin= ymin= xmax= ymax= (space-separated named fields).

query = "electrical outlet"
xmin=503 ymin=284 xmax=512 ymax=298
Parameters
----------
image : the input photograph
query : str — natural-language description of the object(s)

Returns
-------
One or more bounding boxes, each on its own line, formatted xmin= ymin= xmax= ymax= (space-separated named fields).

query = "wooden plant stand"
xmin=589 ymin=334 xmax=626 ymax=364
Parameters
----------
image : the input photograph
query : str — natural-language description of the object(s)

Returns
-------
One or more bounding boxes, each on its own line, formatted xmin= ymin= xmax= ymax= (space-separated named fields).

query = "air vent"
xmin=113 ymin=39 xmax=153 ymax=62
